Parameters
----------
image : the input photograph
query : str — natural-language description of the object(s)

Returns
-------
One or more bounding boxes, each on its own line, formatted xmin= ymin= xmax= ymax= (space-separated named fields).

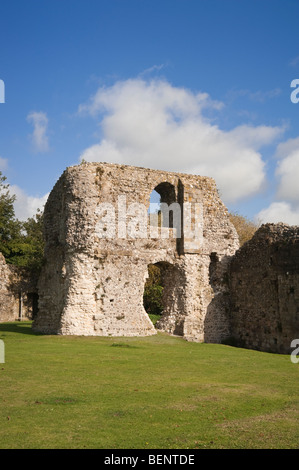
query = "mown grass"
xmin=0 ymin=321 xmax=299 ymax=449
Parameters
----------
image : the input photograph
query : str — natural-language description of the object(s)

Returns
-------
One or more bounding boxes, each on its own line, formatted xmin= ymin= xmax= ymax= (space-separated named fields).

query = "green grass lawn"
xmin=0 ymin=321 xmax=299 ymax=449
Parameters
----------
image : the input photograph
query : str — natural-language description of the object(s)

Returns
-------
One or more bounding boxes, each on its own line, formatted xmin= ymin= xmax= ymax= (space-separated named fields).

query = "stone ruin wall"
xmin=33 ymin=162 xmax=239 ymax=343
xmin=229 ymin=223 xmax=299 ymax=354
xmin=2 ymin=161 xmax=299 ymax=355
xmin=0 ymin=253 xmax=17 ymax=321
xmin=0 ymin=253 xmax=38 ymax=322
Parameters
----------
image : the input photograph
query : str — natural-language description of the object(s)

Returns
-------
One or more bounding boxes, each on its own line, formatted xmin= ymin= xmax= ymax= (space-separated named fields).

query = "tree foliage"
xmin=0 ymin=171 xmax=44 ymax=272
xmin=0 ymin=172 xmax=21 ymax=259
xmin=143 ymin=264 xmax=164 ymax=316
xmin=9 ymin=210 xmax=44 ymax=271
xmin=229 ymin=212 xmax=259 ymax=246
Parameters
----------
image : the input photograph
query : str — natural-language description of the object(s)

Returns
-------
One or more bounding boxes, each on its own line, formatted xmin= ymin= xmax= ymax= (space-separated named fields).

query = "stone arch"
xmin=154 ymin=181 xmax=176 ymax=206
xmin=152 ymin=181 xmax=177 ymax=229
xmin=148 ymin=181 xmax=183 ymax=254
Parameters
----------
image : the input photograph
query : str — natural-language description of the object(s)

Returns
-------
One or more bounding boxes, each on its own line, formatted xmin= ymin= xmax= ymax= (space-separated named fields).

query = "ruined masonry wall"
xmin=229 ymin=224 xmax=299 ymax=354
xmin=0 ymin=253 xmax=38 ymax=322
xmin=34 ymin=162 xmax=239 ymax=341
xmin=0 ymin=253 xmax=17 ymax=321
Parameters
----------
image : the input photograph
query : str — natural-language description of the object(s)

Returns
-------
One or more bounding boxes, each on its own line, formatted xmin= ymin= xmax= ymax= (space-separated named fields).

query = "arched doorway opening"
xmin=143 ymin=263 xmax=164 ymax=326
xmin=143 ymin=261 xmax=185 ymax=335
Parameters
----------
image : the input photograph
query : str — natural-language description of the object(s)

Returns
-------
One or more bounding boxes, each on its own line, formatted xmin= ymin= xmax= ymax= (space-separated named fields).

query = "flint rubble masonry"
xmin=33 ymin=162 xmax=239 ymax=342
xmin=229 ymin=223 xmax=299 ymax=354
xmin=3 ymin=162 xmax=298 ymax=354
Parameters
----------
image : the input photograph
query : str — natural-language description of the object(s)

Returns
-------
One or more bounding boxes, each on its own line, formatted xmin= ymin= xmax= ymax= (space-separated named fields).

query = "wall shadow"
xmin=0 ymin=321 xmax=43 ymax=336
xmin=204 ymin=253 xmax=233 ymax=344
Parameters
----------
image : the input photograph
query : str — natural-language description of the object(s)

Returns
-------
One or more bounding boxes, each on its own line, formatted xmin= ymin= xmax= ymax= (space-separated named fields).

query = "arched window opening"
xmin=149 ymin=190 xmax=161 ymax=227
xmin=149 ymin=182 xmax=178 ymax=230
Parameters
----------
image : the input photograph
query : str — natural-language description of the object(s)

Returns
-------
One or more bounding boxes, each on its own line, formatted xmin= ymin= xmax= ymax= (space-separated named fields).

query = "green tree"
xmin=143 ymin=264 xmax=164 ymax=316
xmin=229 ymin=212 xmax=259 ymax=246
xmin=9 ymin=210 xmax=44 ymax=271
xmin=24 ymin=209 xmax=44 ymax=271
xmin=0 ymin=171 xmax=44 ymax=271
xmin=0 ymin=171 xmax=22 ymax=259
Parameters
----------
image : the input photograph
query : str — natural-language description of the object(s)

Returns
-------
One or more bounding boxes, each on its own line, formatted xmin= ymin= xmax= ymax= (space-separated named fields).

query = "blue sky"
xmin=1 ymin=0 xmax=299 ymax=223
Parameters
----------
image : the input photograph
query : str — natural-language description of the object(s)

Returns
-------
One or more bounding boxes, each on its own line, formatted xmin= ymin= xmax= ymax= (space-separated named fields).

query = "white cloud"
xmin=78 ymin=78 xmax=283 ymax=204
xmin=0 ymin=155 xmax=48 ymax=220
xmin=276 ymin=149 xmax=299 ymax=202
xmin=256 ymin=202 xmax=299 ymax=225
xmin=139 ymin=64 xmax=168 ymax=77
xmin=27 ymin=111 xmax=49 ymax=153
xmin=0 ymin=156 xmax=8 ymax=170
xmin=274 ymin=136 xmax=299 ymax=159
xmin=255 ymin=136 xmax=299 ymax=225
xmin=9 ymin=185 xmax=48 ymax=221
xmin=289 ymin=55 xmax=299 ymax=67
xmin=226 ymin=87 xmax=282 ymax=104
xmin=248 ymin=88 xmax=281 ymax=103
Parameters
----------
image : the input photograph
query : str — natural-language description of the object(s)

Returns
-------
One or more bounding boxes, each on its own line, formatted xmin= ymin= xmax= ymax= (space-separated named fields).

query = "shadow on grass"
xmin=0 ymin=321 xmax=43 ymax=336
